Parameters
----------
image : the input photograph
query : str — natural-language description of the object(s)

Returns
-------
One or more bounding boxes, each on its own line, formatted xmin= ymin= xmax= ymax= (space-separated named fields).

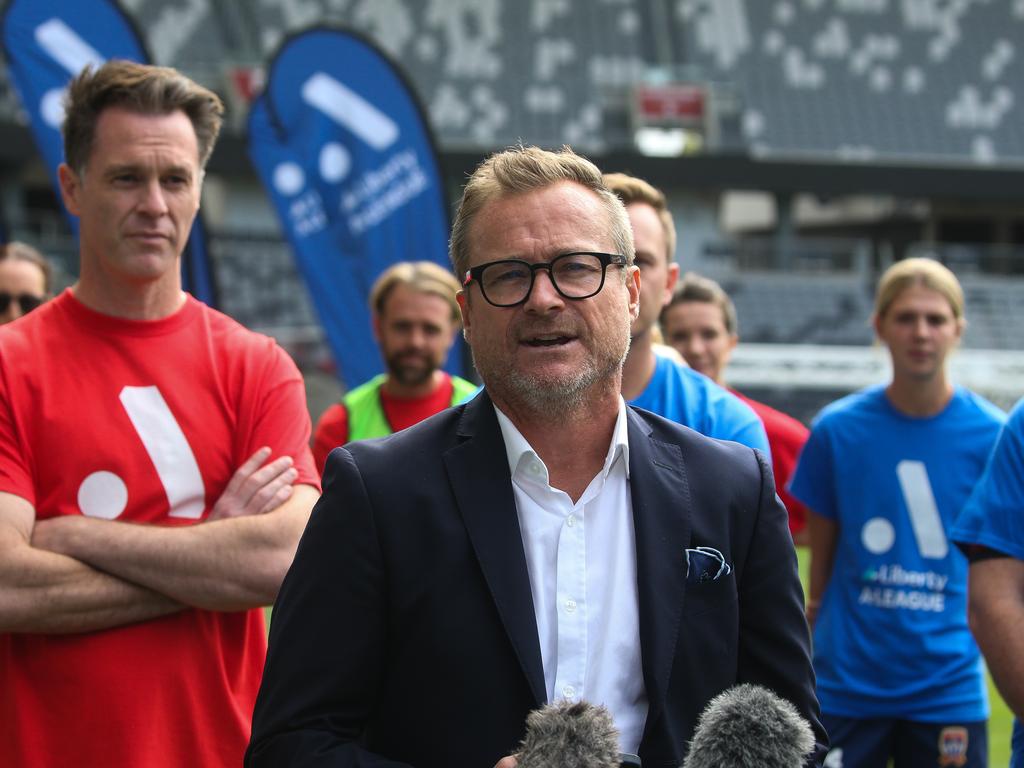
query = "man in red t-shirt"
xmin=312 ymin=261 xmax=475 ymax=474
xmin=661 ymin=273 xmax=810 ymax=543
xmin=0 ymin=62 xmax=319 ymax=768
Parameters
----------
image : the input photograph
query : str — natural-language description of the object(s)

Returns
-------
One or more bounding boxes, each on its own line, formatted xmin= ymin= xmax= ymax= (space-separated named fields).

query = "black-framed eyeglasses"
xmin=463 ymin=252 xmax=628 ymax=308
xmin=0 ymin=292 xmax=43 ymax=315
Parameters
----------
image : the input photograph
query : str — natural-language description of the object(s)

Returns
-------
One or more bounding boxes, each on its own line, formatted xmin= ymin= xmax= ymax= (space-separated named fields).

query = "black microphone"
xmin=683 ymin=684 xmax=814 ymax=768
xmin=516 ymin=700 xmax=625 ymax=768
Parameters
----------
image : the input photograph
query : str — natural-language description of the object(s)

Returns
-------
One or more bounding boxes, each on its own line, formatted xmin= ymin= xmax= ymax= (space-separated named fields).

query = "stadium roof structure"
xmin=1 ymin=0 xmax=1023 ymax=199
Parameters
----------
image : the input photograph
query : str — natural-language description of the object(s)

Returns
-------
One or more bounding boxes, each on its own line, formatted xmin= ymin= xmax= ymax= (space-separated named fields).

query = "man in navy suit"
xmin=247 ymin=146 xmax=826 ymax=767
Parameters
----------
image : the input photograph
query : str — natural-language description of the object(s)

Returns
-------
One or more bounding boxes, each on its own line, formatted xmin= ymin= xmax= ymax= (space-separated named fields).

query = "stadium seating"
xmin=677 ymin=0 xmax=1024 ymax=164
xmin=723 ymin=271 xmax=875 ymax=346
xmin=212 ymin=235 xmax=319 ymax=333
xmin=4 ymin=0 xmax=1017 ymax=163
xmin=960 ymin=276 xmax=1024 ymax=350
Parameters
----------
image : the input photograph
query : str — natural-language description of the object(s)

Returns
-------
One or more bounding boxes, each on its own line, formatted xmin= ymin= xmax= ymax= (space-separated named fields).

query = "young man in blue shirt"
xmin=602 ymin=173 xmax=768 ymax=454
xmin=791 ymin=258 xmax=1004 ymax=768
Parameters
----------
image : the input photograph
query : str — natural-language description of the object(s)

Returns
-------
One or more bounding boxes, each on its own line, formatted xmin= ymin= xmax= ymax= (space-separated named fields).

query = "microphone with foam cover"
xmin=682 ymin=684 xmax=815 ymax=768
xmin=516 ymin=700 xmax=623 ymax=768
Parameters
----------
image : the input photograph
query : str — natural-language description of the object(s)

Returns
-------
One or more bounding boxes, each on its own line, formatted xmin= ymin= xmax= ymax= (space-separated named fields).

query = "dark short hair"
xmin=0 ymin=241 xmax=53 ymax=294
xmin=62 ymin=59 xmax=224 ymax=173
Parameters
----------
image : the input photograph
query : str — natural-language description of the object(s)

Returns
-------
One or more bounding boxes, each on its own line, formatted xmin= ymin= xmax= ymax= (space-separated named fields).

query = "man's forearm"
xmin=968 ymin=558 xmax=1024 ymax=717
xmin=0 ymin=541 xmax=181 ymax=633
xmin=806 ymin=511 xmax=837 ymax=627
xmin=0 ymin=493 xmax=182 ymax=634
xmin=33 ymin=485 xmax=319 ymax=611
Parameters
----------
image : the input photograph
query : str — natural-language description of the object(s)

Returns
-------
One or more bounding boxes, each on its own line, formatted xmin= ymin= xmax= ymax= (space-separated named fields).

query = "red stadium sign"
xmin=634 ymin=84 xmax=705 ymax=125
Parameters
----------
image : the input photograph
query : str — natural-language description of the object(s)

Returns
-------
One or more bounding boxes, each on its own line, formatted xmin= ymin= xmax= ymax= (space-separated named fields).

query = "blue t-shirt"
xmin=789 ymin=384 xmax=1004 ymax=721
xmin=628 ymin=354 xmax=769 ymax=455
xmin=952 ymin=398 xmax=1024 ymax=764
xmin=952 ymin=396 xmax=1024 ymax=557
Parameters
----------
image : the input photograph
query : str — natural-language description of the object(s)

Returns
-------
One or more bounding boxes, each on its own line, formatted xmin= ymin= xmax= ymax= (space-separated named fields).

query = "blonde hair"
xmin=449 ymin=145 xmax=634 ymax=277
xmin=0 ymin=241 xmax=53 ymax=294
xmin=63 ymin=59 xmax=224 ymax=173
xmin=874 ymin=257 xmax=965 ymax=322
xmin=370 ymin=261 xmax=462 ymax=323
xmin=602 ymin=172 xmax=677 ymax=264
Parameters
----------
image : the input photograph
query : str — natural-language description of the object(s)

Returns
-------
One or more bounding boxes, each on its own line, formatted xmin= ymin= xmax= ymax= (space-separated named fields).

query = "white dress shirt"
xmin=494 ymin=399 xmax=648 ymax=753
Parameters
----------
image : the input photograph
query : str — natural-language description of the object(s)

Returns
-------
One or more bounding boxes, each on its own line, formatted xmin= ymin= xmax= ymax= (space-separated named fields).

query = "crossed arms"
xmin=0 ymin=448 xmax=319 ymax=634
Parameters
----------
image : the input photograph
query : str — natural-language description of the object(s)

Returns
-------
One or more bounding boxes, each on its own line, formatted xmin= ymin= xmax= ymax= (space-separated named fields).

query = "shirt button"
xmin=565 ymin=599 xmax=577 ymax=613
xmin=562 ymin=685 xmax=576 ymax=698
xmin=566 ymin=515 xmax=576 ymax=527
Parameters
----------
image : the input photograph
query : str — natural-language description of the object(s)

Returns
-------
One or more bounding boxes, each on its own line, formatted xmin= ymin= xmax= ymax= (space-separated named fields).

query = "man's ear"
xmin=663 ymin=260 xmax=680 ymax=307
xmin=456 ymin=290 xmax=472 ymax=341
xmin=627 ymin=266 xmax=641 ymax=321
xmin=57 ymin=164 xmax=83 ymax=217
xmin=371 ymin=312 xmax=382 ymax=343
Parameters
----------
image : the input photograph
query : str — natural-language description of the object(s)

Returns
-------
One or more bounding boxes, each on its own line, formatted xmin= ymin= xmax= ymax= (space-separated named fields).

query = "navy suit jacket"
xmin=247 ymin=391 xmax=826 ymax=767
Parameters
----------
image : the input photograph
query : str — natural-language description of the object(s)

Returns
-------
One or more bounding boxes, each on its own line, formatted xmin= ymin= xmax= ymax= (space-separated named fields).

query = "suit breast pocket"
xmin=681 ymin=571 xmax=737 ymax=617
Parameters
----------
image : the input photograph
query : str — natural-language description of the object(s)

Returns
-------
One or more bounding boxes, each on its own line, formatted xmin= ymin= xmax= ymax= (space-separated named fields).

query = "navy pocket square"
xmin=685 ymin=546 xmax=732 ymax=585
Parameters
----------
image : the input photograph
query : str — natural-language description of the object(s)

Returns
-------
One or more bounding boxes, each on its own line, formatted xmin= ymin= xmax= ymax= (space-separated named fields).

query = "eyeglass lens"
xmin=480 ymin=253 xmax=608 ymax=306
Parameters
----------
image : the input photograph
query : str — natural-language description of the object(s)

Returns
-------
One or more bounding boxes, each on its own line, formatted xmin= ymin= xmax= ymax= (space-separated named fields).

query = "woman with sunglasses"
xmin=0 ymin=242 xmax=51 ymax=325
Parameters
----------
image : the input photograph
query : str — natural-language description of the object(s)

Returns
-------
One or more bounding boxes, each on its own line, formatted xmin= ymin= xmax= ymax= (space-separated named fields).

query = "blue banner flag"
xmin=247 ymin=26 xmax=461 ymax=389
xmin=0 ymin=0 xmax=219 ymax=305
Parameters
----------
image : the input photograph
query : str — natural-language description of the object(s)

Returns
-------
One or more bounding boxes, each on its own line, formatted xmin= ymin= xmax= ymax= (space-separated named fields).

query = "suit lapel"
xmin=443 ymin=392 xmax=547 ymax=707
xmin=627 ymin=409 xmax=692 ymax=730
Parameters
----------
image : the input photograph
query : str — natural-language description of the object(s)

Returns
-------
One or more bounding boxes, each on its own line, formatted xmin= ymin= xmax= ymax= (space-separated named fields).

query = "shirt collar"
xmin=493 ymin=397 xmax=631 ymax=482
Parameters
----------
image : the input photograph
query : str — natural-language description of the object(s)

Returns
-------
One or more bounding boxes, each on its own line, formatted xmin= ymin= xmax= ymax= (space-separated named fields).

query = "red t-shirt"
xmin=0 ymin=290 xmax=318 ymax=768
xmin=731 ymin=390 xmax=810 ymax=535
xmin=312 ymin=374 xmax=456 ymax=475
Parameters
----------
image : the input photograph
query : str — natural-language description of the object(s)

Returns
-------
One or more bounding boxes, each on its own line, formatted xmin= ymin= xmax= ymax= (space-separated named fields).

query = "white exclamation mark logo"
xmin=77 ymin=386 xmax=206 ymax=520
xmin=33 ymin=18 xmax=106 ymax=129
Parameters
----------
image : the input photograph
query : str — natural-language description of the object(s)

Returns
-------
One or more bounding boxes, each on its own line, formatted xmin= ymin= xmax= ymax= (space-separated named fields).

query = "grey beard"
xmin=474 ymin=332 xmax=630 ymax=416
xmin=502 ymin=366 xmax=595 ymax=413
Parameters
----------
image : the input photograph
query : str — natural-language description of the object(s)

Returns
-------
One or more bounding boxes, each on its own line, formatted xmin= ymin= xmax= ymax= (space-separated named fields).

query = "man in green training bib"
xmin=312 ymin=261 xmax=475 ymax=474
